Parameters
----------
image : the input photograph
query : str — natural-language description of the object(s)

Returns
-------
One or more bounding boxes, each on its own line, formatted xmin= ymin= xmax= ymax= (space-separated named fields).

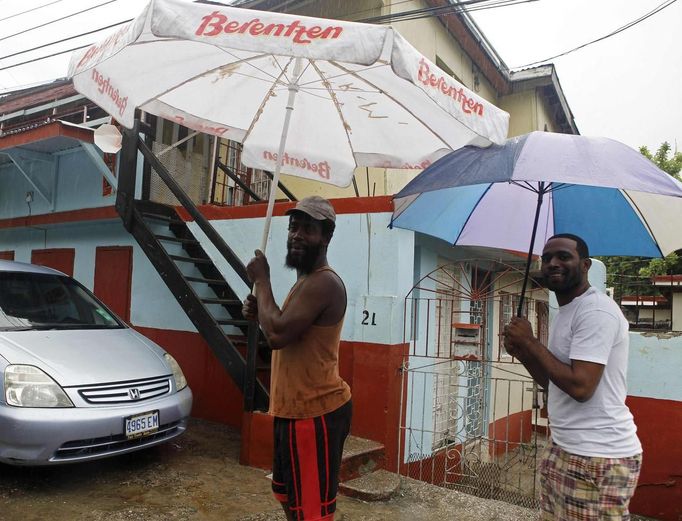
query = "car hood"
xmin=0 ymin=328 xmax=169 ymax=386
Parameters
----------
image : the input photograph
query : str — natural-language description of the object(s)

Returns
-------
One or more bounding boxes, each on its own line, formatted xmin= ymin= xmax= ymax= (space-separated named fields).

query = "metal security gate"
xmin=398 ymin=260 xmax=550 ymax=508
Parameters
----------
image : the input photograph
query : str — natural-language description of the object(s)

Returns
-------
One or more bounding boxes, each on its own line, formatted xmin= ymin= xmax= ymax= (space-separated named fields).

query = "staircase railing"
xmin=117 ymin=119 xmax=268 ymax=412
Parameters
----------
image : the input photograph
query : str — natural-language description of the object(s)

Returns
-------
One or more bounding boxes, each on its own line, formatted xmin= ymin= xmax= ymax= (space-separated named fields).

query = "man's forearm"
xmin=522 ymin=339 xmax=598 ymax=402
xmin=515 ymin=339 xmax=550 ymax=389
xmin=253 ymin=279 xmax=284 ymax=347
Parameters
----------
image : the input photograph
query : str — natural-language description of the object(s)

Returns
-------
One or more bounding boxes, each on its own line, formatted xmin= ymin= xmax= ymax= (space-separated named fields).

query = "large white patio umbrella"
xmin=69 ymin=0 xmax=509 ymax=250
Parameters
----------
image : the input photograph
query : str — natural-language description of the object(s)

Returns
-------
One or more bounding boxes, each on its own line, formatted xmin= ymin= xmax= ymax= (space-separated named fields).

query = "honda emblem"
xmin=129 ymin=388 xmax=141 ymax=400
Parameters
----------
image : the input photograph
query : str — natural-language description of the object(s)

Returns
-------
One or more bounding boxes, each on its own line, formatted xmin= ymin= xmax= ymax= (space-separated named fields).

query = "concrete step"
xmin=340 ymin=435 xmax=385 ymax=482
xmin=338 ymin=469 xmax=401 ymax=502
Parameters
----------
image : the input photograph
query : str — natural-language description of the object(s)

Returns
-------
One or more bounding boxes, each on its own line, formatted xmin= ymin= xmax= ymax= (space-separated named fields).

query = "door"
xmin=94 ymin=246 xmax=133 ymax=322
xmin=31 ymin=248 xmax=75 ymax=277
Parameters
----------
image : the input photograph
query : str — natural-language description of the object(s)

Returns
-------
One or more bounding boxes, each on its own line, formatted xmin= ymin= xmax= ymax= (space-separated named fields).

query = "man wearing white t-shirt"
xmin=503 ymin=233 xmax=642 ymax=520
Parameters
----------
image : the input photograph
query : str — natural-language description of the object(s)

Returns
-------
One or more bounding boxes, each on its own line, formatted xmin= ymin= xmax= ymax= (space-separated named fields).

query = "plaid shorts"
xmin=540 ymin=442 xmax=642 ymax=520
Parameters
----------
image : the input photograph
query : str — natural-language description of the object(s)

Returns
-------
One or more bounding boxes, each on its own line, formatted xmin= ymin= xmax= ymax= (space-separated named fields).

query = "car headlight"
xmin=164 ymin=353 xmax=188 ymax=391
xmin=4 ymin=365 xmax=74 ymax=407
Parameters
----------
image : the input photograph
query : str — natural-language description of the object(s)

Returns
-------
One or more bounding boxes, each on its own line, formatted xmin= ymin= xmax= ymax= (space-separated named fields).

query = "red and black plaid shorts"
xmin=272 ymin=400 xmax=352 ymax=521
xmin=540 ymin=442 xmax=642 ymax=520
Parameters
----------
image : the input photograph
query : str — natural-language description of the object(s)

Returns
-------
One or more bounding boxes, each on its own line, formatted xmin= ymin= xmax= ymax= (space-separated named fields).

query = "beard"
xmin=285 ymin=241 xmax=323 ymax=274
xmin=544 ymin=267 xmax=583 ymax=294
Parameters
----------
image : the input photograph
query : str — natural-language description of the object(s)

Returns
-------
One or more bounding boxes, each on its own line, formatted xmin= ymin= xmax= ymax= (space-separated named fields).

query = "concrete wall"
xmin=499 ymin=89 xmax=563 ymax=138
xmin=627 ymin=332 xmax=682 ymax=520
xmin=672 ymin=292 xmax=682 ymax=331
xmin=193 ymin=210 xmax=414 ymax=345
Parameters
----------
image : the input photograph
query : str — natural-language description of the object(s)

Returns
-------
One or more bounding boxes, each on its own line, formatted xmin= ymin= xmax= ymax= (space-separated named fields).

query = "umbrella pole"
xmin=259 ymin=58 xmax=304 ymax=254
xmin=517 ymin=182 xmax=546 ymax=317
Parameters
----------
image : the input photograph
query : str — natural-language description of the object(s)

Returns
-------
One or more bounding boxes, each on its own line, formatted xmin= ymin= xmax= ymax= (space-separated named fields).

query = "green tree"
xmin=639 ymin=142 xmax=682 ymax=179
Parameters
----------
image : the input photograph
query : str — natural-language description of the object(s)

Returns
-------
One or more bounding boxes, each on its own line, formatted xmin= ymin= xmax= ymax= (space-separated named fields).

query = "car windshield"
xmin=0 ymin=271 xmax=124 ymax=331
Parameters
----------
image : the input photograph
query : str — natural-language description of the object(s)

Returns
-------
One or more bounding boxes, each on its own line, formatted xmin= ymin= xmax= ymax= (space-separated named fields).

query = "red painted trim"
xmin=240 ymin=411 xmax=274 ymax=469
xmin=0 ymin=206 xmax=118 ymax=230
xmin=0 ymin=197 xmax=392 ymax=230
xmin=0 ymin=121 xmax=93 ymax=150
xmin=487 ymin=409 xmax=533 ymax=457
xmin=176 ymin=195 xmax=394 ymax=222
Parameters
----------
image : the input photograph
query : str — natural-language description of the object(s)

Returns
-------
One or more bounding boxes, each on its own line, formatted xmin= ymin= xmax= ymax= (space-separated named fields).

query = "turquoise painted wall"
xmin=195 ymin=211 xmax=415 ymax=345
xmin=629 ymin=332 xmax=682 ymax=402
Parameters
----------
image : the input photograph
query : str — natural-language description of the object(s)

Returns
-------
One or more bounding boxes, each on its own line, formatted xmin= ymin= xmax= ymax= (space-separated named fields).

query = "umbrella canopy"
xmin=391 ymin=131 xmax=682 ymax=258
xmin=68 ymin=0 xmax=509 ymax=188
xmin=390 ymin=131 xmax=682 ymax=315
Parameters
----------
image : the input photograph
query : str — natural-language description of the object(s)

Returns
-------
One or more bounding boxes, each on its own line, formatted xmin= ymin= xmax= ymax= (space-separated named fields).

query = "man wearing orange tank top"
xmin=243 ymin=196 xmax=352 ymax=521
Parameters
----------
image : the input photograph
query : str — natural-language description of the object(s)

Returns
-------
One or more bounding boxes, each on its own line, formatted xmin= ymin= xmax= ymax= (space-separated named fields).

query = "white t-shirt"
xmin=547 ymin=287 xmax=642 ymax=458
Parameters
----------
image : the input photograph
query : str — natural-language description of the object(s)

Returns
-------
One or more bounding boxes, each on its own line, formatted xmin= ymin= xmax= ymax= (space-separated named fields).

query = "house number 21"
xmin=361 ymin=310 xmax=376 ymax=326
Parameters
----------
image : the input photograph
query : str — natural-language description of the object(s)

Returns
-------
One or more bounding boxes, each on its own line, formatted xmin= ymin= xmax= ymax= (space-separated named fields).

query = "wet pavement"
xmin=0 ymin=418 xmax=539 ymax=520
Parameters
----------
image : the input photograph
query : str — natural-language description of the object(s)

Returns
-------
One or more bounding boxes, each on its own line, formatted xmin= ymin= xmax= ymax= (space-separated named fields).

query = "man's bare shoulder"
xmin=306 ymin=268 xmax=345 ymax=296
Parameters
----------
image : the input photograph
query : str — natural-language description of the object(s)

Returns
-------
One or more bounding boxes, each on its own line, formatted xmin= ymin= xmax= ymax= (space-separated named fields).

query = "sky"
xmin=0 ymin=0 xmax=680 ymax=153
xmin=469 ymin=0 xmax=682 ymax=152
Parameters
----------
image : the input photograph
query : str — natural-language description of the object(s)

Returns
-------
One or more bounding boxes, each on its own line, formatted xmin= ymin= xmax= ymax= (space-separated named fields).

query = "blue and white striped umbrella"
xmin=391 ymin=131 xmax=682 ymax=315
xmin=391 ymin=132 xmax=682 ymax=258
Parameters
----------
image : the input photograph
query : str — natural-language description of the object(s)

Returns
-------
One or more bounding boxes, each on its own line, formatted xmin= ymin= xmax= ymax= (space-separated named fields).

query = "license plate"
xmin=125 ymin=410 xmax=159 ymax=439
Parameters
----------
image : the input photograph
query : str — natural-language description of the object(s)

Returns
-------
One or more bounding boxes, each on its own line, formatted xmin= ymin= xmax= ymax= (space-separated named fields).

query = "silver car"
xmin=0 ymin=260 xmax=192 ymax=465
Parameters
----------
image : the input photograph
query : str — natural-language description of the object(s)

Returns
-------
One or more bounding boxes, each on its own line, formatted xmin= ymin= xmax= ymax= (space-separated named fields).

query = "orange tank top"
xmin=268 ymin=266 xmax=351 ymax=419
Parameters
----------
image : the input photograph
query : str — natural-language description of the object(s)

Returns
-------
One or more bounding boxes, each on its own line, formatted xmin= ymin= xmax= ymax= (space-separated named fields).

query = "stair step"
xmin=155 ymin=234 xmax=199 ymax=245
xmin=338 ymin=469 xmax=401 ymax=502
xmin=340 ymin=435 xmax=385 ymax=482
xmin=232 ymin=337 xmax=271 ymax=349
xmin=201 ymin=297 xmax=242 ymax=306
xmin=217 ymin=318 xmax=250 ymax=326
xmin=169 ymin=254 xmax=213 ymax=264
xmin=140 ymin=212 xmax=184 ymax=225
xmin=185 ymin=276 xmax=229 ymax=285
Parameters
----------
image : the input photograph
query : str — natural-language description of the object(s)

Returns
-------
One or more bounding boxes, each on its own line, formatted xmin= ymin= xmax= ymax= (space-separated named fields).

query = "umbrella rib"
xmin=450 ymin=184 xmax=494 ymax=246
xmin=326 ymin=60 xmax=460 ymax=150
xmin=620 ymin=190 xmax=664 ymax=256
xmin=134 ymin=50 xmax=285 ymax=108
xmin=511 ymin=180 xmax=543 ymax=193
xmin=243 ymin=57 xmax=294 ymax=142
xmin=547 ymin=182 xmax=569 ymax=192
xmin=308 ymin=59 xmax=356 ymax=167
xmin=296 ymin=62 xmax=389 ymax=89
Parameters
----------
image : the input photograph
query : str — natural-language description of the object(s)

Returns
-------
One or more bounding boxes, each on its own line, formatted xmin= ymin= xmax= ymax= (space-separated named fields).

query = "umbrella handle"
xmin=259 ymin=57 xmax=304 ymax=254
xmin=517 ymin=183 xmax=546 ymax=316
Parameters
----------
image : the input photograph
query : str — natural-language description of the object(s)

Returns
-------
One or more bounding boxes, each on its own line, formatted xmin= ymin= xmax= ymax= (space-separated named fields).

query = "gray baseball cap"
xmin=285 ymin=196 xmax=336 ymax=223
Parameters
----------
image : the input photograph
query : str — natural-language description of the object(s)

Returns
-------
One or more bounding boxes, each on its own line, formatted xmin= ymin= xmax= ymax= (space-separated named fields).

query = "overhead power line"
xmin=514 ymin=0 xmax=678 ymax=68
xmin=0 ymin=20 xmax=132 ymax=62
xmin=0 ymin=0 xmax=526 ymax=82
xmin=0 ymin=0 xmax=118 ymax=44
xmin=361 ymin=0 xmax=537 ymax=24
xmin=0 ymin=0 xmax=65 ymax=24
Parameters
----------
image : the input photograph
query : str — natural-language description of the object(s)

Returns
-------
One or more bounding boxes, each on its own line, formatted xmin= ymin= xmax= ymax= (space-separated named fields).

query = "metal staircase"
xmin=116 ymin=120 xmax=270 ymax=412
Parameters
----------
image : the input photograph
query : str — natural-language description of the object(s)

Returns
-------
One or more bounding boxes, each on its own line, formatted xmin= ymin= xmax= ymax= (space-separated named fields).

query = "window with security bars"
xmin=212 ymin=139 xmax=271 ymax=206
xmin=499 ymin=292 xmax=529 ymax=360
